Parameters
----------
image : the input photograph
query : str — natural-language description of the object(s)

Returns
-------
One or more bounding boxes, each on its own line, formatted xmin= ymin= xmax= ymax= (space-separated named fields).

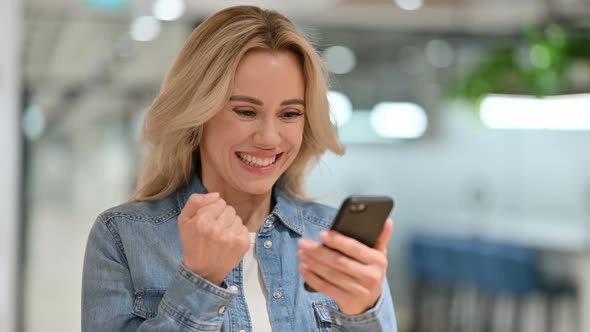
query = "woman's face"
xmin=200 ymin=50 xmax=306 ymax=196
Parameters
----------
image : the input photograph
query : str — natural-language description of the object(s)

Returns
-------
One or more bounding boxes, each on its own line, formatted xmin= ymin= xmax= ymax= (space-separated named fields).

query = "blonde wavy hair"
xmin=133 ymin=5 xmax=345 ymax=201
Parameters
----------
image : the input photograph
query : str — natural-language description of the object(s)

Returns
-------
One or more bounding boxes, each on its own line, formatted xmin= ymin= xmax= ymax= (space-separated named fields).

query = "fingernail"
xmin=206 ymin=192 xmax=219 ymax=199
xmin=319 ymin=230 xmax=329 ymax=241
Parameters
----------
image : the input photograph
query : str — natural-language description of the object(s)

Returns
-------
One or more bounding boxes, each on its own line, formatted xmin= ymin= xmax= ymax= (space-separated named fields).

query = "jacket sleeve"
xmin=327 ymin=278 xmax=398 ymax=332
xmin=82 ymin=217 xmax=235 ymax=331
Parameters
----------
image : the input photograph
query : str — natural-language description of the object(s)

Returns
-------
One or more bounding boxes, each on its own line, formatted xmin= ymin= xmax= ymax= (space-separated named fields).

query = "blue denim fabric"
xmin=82 ymin=175 xmax=398 ymax=331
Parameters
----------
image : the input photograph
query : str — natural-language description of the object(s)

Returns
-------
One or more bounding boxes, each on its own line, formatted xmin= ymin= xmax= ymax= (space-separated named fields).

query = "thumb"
xmin=373 ymin=218 xmax=394 ymax=254
xmin=179 ymin=192 xmax=220 ymax=224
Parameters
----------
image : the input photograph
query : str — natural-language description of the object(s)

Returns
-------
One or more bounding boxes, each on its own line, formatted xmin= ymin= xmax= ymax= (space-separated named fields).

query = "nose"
xmin=253 ymin=117 xmax=281 ymax=148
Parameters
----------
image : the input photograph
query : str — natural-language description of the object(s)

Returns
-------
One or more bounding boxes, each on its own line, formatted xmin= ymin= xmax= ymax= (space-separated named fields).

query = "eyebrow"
xmin=229 ymin=95 xmax=305 ymax=106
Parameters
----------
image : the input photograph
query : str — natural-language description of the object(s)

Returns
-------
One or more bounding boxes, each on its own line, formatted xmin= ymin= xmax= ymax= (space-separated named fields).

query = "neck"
xmin=201 ymin=178 xmax=273 ymax=233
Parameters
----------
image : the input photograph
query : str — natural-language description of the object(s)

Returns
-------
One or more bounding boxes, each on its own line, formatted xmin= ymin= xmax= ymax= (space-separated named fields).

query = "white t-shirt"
xmin=242 ymin=232 xmax=272 ymax=331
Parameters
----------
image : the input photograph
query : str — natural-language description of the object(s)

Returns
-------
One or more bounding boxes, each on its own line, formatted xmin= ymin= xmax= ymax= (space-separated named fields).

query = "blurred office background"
xmin=1 ymin=0 xmax=590 ymax=331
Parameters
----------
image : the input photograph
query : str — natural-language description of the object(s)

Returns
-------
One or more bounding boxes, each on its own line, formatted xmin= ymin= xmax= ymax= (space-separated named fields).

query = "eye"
xmin=233 ymin=108 xmax=256 ymax=117
xmin=281 ymin=110 xmax=304 ymax=120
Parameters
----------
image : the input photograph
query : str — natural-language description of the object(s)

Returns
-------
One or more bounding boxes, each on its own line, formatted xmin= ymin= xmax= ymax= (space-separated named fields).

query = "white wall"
xmin=0 ymin=0 xmax=22 ymax=331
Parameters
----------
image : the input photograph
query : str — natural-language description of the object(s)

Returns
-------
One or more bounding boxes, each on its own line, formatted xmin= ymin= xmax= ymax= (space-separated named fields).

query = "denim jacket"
xmin=82 ymin=175 xmax=398 ymax=331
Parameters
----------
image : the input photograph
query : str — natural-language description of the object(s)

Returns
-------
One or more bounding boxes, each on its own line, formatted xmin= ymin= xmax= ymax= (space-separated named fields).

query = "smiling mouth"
xmin=235 ymin=152 xmax=284 ymax=168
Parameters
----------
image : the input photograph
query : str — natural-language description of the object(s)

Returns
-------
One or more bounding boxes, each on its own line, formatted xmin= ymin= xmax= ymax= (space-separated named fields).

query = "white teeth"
xmin=237 ymin=153 xmax=278 ymax=167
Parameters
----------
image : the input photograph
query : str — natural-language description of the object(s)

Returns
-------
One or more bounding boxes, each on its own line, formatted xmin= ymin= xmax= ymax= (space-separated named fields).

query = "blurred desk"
xmin=411 ymin=216 xmax=590 ymax=331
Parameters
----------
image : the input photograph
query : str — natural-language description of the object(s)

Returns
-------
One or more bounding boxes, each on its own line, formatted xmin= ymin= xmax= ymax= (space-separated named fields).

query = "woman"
xmin=82 ymin=5 xmax=397 ymax=331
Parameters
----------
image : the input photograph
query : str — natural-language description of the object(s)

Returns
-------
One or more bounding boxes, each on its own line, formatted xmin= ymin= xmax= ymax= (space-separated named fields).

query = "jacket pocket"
xmin=312 ymin=300 xmax=337 ymax=331
xmin=132 ymin=289 xmax=166 ymax=319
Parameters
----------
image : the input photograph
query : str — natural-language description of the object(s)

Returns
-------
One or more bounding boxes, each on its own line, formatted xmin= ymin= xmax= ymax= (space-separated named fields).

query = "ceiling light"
xmin=152 ymin=0 xmax=185 ymax=21
xmin=323 ymin=46 xmax=357 ymax=75
xmin=129 ymin=16 xmax=161 ymax=42
xmin=370 ymin=102 xmax=428 ymax=138
xmin=328 ymin=91 xmax=353 ymax=127
xmin=480 ymin=94 xmax=590 ymax=130
xmin=395 ymin=0 xmax=423 ymax=11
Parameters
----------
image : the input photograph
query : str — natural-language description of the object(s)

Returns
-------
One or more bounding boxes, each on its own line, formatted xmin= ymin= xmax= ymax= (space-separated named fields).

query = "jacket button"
xmin=264 ymin=240 xmax=273 ymax=249
xmin=272 ymin=290 xmax=282 ymax=299
xmin=218 ymin=305 xmax=226 ymax=314
xmin=229 ymin=285 xmax=239 ymax=293
xmin=264 ymin=219 xmax=273 ymax=228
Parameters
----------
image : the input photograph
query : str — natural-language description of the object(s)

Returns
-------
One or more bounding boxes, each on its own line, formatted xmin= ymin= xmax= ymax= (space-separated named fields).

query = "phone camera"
xmin=349 ymin=203 xmax=367 ymax=213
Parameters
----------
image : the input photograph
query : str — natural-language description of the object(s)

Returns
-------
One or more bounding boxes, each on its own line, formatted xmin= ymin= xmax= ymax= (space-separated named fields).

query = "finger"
xmin=298 ymin=246 xmax=366 ymax=286
xmin=217 ymin=205 xmax=237 ymax=227
xmin=299 ymin=263 xmax=344 ymax=293
xmin=178 ymin=192 xmax=219 ymax=224
xmin=195 ymin=198 xmax=227 ymax=221
xmin=229 ymin=216 xmax=246 ymax=234
xmin=298 ymin=239 xmax=365 ymax=280
xmin=299 ymin=263 xmax=354 ymax=299
xmin=320 ymin=230 xmax=382 ymax=265
xmin=373 ymin=218 xmax=394 ymax=254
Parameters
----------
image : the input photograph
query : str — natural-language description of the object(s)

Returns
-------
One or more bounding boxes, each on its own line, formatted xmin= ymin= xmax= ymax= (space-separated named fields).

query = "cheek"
xmin=205 ymin=114 xmax=252 ymax=146
xmin=283 ymin=121 xmax=305 ymax=152
xmin=294 ymin=122 xmax=305 ymax=147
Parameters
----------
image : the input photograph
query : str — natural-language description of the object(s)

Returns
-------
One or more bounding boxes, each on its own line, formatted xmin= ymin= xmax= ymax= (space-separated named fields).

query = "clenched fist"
xmin=178 ymin=192 xmax=250 ymax=285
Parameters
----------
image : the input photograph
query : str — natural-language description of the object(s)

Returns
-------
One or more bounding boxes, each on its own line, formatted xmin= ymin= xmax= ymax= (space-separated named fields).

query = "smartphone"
xmin=304 ymin=195 xmax=394 ymax=292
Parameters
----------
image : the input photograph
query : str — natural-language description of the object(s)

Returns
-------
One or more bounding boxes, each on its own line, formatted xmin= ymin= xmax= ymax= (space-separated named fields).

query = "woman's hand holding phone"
xmin=297 ymin=218 xmax=394 ymax=315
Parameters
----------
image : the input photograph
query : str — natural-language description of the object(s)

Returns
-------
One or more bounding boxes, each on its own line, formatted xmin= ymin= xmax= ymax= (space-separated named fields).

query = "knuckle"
xmin=234 ymin=215 xmax=243 ymax=225
xmin=197 ymin=217 xmax=217 ymax=232
xmin=375 ymin=255 xmax=388 ymax=269
xmin=359 ymin=287 xmax=371 ymax=299
xmin=194 ymin=209 xmax=208 ymax=221
xmin=195 ymin=220 xmax=212 ymax=236
xmin=224 ymin=207 xmax=236 ymax=221
xmin=178 ymin=214 xmax=188 ymax=226
xmin=367 ymin=270 xmax=382 ymax=286
xmin=188 ymin=194 xmax=201 ymax=206
xmin=380 ymin=258 xmax=389 ymax=270
xmin=218 ymin=198 xmax=227 ymax=209
xmin=212 ymin=229 xmax=224 ymax=241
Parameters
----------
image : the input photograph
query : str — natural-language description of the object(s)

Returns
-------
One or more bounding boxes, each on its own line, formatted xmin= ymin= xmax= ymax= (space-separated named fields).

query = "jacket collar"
xmin=177 ymin=175 xmax=303 ymax=236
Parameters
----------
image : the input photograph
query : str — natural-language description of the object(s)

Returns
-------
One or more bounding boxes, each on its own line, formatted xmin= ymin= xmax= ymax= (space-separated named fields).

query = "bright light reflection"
xmin=328 ymin=91 xmax=353 ymax=127
xmin=323 ymin=46 xmax=357 ymax=74
xmin=480 ymin=94 xmax=590 ymax=130
xmin=370 ymin=102 xmax=428 ymax=138
xmin=130 ymin=16 xmax=161 ymax=42
xmin=153 ymin=0 xmax=185 ymax=21
xmin=22 ymin=103 xmax=46 ymax=140
xmin=425 ymin=39 xmax=454 ymax=68
xmin=395 ymin=0 xmax=423 ymax=11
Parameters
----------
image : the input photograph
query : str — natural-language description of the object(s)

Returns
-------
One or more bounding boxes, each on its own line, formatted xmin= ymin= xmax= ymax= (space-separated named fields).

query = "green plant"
xmin=452 ymin=24 xmax=590 ymax=109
